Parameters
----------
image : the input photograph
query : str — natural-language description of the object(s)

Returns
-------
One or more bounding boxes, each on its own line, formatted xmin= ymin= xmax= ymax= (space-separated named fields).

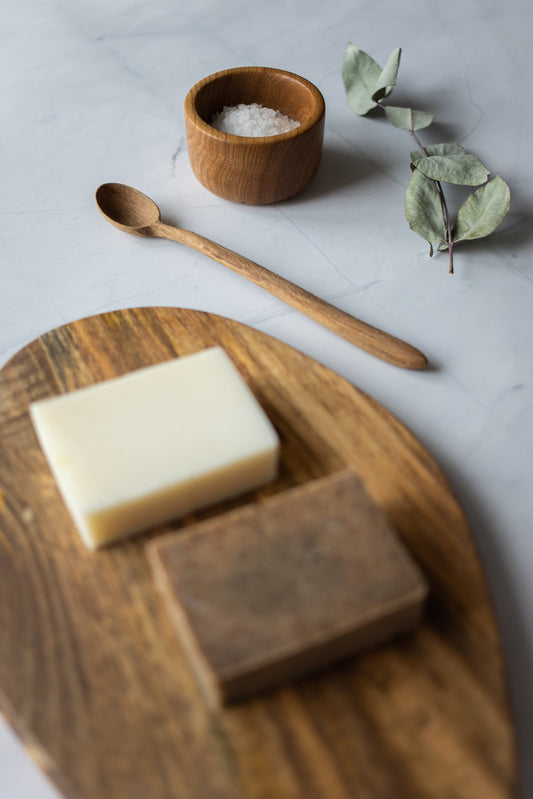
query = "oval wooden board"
xmin=0 ymin=307 xmax=516 ymax=799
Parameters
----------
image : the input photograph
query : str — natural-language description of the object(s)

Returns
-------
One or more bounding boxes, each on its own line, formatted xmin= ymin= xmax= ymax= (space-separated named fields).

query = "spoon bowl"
xmin=95 ymin=183 xmax=161 ymax=235
xmin=95 ymin=182 xmax=427 ymax=370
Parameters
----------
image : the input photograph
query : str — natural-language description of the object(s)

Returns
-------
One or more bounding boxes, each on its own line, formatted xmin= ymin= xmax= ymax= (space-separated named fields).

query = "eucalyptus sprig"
xmin=342 ymin=44 xmax=510 ymax=273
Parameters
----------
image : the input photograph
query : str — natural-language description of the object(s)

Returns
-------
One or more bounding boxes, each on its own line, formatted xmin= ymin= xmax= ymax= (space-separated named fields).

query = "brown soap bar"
xmin=147 ymin=469 xmax=429 ymax=704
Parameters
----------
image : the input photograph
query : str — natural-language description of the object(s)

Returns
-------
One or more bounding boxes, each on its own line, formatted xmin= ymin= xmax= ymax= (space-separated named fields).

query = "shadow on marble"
xmin=464 ymin=197 xmax=533 ymax=265
xmin=290 ymin=107 xmax=480 ymax=204
xmin=290 ymin=144 xmax=386 ymax=202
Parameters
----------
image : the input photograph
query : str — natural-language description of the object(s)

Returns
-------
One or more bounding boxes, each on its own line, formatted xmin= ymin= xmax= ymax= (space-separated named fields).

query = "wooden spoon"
xmin=95 ymin=183 xmax=427 ymax=369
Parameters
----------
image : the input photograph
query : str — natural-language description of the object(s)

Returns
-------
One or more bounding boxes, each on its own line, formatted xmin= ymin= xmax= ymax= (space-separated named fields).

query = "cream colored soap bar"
xmin=30 ymin=347 xmax=280 ymax=549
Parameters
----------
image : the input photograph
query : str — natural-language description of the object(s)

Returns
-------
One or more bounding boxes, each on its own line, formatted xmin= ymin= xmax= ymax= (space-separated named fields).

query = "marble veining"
xmin=1 ymin=0 xmax=533 ymax=796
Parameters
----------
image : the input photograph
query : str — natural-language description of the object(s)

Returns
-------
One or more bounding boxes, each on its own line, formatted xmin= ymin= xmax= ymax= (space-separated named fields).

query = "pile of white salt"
xmin=211 ymin=103 xmax=300 ymax=137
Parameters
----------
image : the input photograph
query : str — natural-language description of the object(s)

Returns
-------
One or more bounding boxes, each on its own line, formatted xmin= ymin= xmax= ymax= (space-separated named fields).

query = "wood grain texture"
xmin=95 ymin=182 xmax=428 ymax=370
xmin=183 ymin=66 xmax=325 ymax=204
xmin=0 ymin=307 xmax=516 ymax=799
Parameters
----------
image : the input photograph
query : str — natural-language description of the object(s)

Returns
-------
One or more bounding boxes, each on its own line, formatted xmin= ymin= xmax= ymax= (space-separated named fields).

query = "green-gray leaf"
xmin=371 ymin=47 xmax=401 ymax=102
xmin=453 ymin=175 xmax=510 ymax=242
xmin=342 ymin=43 xmax=382 ymax=116
xmin=385 ymin=105 xmax=434 ymax=131
xmin=411 ymin=143 xmax=465 ymax=160
xmin=405 ymin=168 xmax=447 ymax=250
xmin=411 ymin=143 xmax=490 ymax=185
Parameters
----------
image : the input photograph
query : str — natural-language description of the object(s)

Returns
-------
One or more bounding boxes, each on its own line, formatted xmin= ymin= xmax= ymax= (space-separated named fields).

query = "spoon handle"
xmin=156 ymin=223 xmax=427 ymax=370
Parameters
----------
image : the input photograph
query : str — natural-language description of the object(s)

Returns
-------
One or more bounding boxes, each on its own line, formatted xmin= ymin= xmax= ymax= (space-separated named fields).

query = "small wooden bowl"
xmin=184 ymin=66 xmax=325 ymax=205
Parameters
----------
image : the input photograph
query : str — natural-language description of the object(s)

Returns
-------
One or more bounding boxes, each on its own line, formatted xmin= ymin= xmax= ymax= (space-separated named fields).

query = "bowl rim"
xmin=184 ymin=65 xmax=325 ymax=144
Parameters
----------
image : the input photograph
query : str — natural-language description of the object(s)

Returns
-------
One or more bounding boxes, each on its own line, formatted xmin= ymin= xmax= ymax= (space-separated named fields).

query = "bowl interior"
xmin=192 ymin=69 xmax=320 ymax=132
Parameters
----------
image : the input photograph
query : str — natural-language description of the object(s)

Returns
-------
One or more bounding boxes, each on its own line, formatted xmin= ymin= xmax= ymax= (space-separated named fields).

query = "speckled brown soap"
xmin=147 ymin=469 xmax=429 ymax=704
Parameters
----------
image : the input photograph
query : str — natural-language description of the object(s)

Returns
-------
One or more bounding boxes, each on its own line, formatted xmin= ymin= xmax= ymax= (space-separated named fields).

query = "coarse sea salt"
xmin=211 ymin=103 xmax=300 ymax=137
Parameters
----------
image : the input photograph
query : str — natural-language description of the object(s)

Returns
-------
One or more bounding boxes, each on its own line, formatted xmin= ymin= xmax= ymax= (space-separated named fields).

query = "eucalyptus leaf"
xmin=453 ymin=175 xmax=510 ymax=242
xmin=411 ymin=144 xmax=490 ymax=185
xmin=411 ymin=143 xmax=465 ymax=160
xmin=385 ymin=105 xmax=434 ymax=131
xmin=342 ymin=43 xmax=382 ymax=116
xmin=405 ymin=168 xmax=446 ymax=251
xmin=371 ymin=47 xmax=401 ymax=102
xmin=341 ymin=44 xmax=511 ymax=272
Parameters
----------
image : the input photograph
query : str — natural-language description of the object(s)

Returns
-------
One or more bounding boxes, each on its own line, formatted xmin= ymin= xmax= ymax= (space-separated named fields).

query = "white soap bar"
xmin=30 ymin=347 xmax=280 ymax=549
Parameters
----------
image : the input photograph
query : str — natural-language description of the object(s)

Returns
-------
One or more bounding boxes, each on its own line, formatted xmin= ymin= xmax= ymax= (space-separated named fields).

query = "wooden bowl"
xmin=184 ymin=66 xmax=325 ymax=204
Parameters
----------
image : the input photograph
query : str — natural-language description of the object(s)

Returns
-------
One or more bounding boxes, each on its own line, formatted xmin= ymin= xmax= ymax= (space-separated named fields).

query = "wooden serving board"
xmin=0 ymin=307 xmax=516 ymax=799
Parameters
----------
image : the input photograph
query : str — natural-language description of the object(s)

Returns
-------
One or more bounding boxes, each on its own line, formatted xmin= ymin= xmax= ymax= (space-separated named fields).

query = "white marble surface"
xmin=1 ymin=0 xmax=532 ymax=796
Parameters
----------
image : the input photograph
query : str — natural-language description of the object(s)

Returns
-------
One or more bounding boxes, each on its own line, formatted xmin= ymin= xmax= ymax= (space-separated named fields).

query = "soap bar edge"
xmin=29 ymin=346 xmax=280 ymax=549
xmin=147 ymin=468 xmax=429 ymax=705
